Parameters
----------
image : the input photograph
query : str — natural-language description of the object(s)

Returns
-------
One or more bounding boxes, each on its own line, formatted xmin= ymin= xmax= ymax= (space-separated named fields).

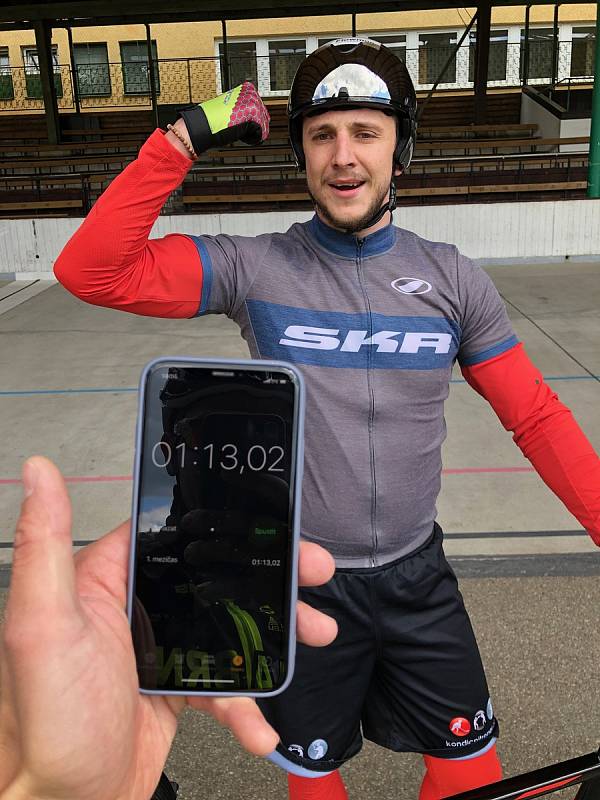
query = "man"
xmin=54 ymin=38 xmax=600 ymax=800
xmin=0 ymin=456 xmax=337 ymax=800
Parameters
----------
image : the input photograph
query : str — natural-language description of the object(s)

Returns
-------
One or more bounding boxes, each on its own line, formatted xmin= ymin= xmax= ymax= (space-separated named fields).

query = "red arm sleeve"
xmin=54 ymin=129 xmax=203 ymax=318
xmin=461 ymin=343 xmax=600 ymax=544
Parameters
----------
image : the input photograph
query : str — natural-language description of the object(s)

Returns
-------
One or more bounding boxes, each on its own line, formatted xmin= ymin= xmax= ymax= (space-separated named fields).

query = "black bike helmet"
xmin=288 ymin=37 xmax=417 ymax=172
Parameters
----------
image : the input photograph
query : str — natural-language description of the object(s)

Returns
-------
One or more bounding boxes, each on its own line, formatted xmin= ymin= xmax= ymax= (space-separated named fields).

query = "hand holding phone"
xmin=1 ymin=456 xmax=336 ymax=800
xmin=128 ymin=358 xmax=305 ymax=696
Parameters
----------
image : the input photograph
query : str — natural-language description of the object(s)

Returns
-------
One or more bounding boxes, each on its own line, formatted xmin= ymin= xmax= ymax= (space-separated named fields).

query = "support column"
xmin=145 ymin=24 xmax=159 ymax=129
xmin=352 ymin=13 xmax=357 ymax=36
xmin=33 ymin=19 xmax=60 ymax=144
xmin=551 ymin=4 xmax=560 ymax=87
xmin=66 ymin=24 xmax=80 ymax=114
xmin=221 ymin=20 xmax=230 ymax=91
xmin=523 ymin=5 xmax=531 ymax=85
xmin=587 ymin=2 xmax=600 ymax=196
xmin=474 ymin=1 xmax=491 ymax=124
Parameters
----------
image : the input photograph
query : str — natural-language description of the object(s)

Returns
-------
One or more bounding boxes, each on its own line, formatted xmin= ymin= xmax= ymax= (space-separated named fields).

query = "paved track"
xmin=1 ymin=260 xmax=599 ymax=798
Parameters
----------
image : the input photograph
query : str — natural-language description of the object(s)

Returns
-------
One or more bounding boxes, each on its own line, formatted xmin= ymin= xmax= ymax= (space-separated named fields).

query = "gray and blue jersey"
xmin=188 ymin=215 xmax=518 ymax=567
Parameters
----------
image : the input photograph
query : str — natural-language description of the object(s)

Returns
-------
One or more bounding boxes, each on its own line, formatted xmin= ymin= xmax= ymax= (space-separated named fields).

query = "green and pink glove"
xmin=178 ymin=81 xmax=270 ymax=154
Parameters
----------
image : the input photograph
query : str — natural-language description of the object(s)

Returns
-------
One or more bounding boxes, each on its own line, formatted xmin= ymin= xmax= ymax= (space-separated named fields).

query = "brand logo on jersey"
xmin=246 ymin=300 xmax=460 ymax=370
xmin=279 ymin=326 xmax=452 ymax=354
xmin=449 ymin=717 xmax=471 ymax=737
xmin=474 ymin=710 xmax=486 ymax=731
xmin=308 ymin=739 xmax=328 ymax=760
xmin=391 ymin=277 xmax=432 ymax=295
xmin=288 ymin=744 xmax=304 ymax=758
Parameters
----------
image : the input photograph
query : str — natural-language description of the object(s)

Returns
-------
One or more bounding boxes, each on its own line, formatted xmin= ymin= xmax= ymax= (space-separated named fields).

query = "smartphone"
xmin=127 ymin=357 xmax=305 ymax=697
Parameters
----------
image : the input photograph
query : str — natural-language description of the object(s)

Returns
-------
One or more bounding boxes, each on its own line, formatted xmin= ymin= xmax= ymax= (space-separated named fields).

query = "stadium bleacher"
xmin=0 ymin=90 xmax=591 ymax=217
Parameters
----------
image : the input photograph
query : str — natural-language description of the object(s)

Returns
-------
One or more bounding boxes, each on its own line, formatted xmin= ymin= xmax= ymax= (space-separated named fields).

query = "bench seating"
xmin=0 ymin=152 xmax=138 ymax=175
xmin=417 ymin=123 xmax=538 ymax=138
xmin=0 ymin=188 xmax=84 ymax=213
xmin=182 ymin=171 xmax=587 ymax=208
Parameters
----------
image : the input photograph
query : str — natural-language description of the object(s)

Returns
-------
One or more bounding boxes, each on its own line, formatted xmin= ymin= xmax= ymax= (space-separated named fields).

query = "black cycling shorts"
xmin=258 ymin=524 xmax=498 ymax=774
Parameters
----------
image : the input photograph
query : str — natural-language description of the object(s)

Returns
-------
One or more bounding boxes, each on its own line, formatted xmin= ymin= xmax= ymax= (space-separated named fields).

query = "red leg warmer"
xmin=288 ymin=770 xmax=348 ymax=800
xmin=419 ymin=745 xmax=502 ymax=799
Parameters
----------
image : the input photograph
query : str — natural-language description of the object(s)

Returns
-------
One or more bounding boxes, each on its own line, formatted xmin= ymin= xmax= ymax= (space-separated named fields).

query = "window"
xmin=317 ymin=38 xmax=340 ymax=48
xmin=0 ymin=47 xmax=13 ymax=100
xmin=0 ymin=47 xmax=9 ymax=74
xmin=219 ymin=41 xmax=257 ymax=91
xmin=73 ymin=43 xmax=111 ymax=97
xmin=419 ymin=32 xmax=458 ymax=84
xmin=23 ymin=44 xmax=59 ymax=73
xmin=520 ymin=28 xmax=556 ymax=80
xmin=469 ymin=29 xmax=508 ymax=82
xmin=22 ymin=45 xmax=63 ymax=98
xmin=120 ymin=40 xmax=160 ymax=95
xmin=269 ymin=40 xmax=305 ymax=91
xmin=571 ymin=26 xmax=596 ymax=77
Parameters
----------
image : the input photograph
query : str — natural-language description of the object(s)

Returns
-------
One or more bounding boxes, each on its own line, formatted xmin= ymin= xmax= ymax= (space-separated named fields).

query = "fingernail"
xmin=22 ymin=460 xmax=38 ymax=498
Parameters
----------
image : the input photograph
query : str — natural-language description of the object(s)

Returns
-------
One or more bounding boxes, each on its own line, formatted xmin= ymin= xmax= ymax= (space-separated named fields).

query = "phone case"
xmin=127 ymin=356 xmax=305 ymax=697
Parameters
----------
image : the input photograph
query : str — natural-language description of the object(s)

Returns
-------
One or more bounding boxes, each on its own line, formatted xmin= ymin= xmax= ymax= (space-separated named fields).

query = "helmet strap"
xmin=353 ymin=178 xmax=396 ymax=233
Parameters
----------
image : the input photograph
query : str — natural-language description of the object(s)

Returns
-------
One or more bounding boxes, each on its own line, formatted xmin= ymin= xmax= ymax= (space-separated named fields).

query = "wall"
xmin=560 ymin=116 xmax=592 ymax=151
xmin=520 ymin=91 xmax=561 ymax=139
xmin=2 ymin=199 xmax=599 ymax=280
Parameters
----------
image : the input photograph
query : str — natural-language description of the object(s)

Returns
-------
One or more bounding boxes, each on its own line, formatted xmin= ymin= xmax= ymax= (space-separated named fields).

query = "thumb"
xmin=8 ymin=456 xmax=78 ymax=623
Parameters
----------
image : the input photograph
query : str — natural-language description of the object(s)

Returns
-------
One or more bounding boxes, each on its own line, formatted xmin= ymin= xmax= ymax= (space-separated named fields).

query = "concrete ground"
xmin=1 ymin=260 xmax=599 ymax=799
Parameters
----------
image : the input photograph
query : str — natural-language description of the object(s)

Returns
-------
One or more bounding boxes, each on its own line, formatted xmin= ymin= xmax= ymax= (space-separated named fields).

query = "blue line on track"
xmin=450 ymin=375 xmax=599 ymax=384
xmin=0 ymin=388 xmax=138 ymax=396
xmin=0 ymin=376 xmax=598 ymax=397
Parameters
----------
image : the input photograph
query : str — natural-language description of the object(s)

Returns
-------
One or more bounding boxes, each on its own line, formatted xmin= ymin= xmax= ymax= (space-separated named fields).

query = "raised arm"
xmin=54 ymin=82 xmax=270 ymax=319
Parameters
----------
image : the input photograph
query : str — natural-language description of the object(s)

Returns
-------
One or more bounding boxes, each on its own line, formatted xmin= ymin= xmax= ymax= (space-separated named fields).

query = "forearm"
xmin=53 ymin=129 xmax=198 ymax=315
xmin=513 ymin=399 xmax=600 ymax=539
xmin=462 ymin=344 xmax=600 ymax=542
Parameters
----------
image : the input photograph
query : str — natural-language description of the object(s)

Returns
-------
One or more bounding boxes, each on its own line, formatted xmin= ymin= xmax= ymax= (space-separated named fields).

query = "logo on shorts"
xmin=288 ymin=744 xmax=304 ymax=758
xmin=308 ymin=739 xmax=328 ymax=760
xmin=486 ymin=698 xmax=494 ymax=720
xmin=449 ymin=717 xmax=471 ymax=737
xmin=474 ymin=710 xmax=486 ymax=731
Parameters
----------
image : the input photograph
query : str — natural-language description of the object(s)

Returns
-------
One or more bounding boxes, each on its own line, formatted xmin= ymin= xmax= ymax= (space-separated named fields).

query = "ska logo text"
xmin=279 ymin=325 xmax=453 ymax=354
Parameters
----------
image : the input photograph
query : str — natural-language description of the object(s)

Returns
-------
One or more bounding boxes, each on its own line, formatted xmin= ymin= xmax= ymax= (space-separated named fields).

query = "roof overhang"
xmin=0 ymin=0 xmax=586 ymax=30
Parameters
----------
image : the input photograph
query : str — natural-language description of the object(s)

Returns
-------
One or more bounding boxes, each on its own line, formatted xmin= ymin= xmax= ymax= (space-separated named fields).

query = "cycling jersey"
xmin=54 ymin=129 xmax=600 ymax=567
xmin=184 ymin=214 xmax=518 ymax=567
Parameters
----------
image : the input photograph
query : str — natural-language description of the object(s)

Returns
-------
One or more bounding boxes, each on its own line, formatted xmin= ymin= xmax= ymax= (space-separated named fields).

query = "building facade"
xmin=0 ymin=5 xmax=596 ymax=113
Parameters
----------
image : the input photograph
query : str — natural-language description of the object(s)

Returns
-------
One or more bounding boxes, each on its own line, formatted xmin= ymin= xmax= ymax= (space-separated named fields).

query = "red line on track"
xmin=0 ymin=476 xmax=132 ymax=485
xmin=443 ymin=467 xmax=535 ymax=474
xmin=0 ymin=467 xmax=536 ymax=485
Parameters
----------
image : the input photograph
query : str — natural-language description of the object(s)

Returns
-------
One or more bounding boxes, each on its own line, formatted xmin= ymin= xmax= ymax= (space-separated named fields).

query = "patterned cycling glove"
xmin=177 ymin=81 xmax=270 ymax=155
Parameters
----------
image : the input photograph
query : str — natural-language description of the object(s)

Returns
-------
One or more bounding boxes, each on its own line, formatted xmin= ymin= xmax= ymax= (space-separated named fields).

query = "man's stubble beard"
xmin=308 ymin=178 xmax=391 ymax=235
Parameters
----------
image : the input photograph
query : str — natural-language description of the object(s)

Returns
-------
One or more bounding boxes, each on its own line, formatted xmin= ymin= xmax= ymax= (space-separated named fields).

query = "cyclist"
xmin=54 ymin=38 xmax=600 ymax=800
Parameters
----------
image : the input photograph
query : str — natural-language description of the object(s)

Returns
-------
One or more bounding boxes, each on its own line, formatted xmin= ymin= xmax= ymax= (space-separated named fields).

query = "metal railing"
xmin=0 ymin=38 xmax=594 ymax=114
xmin=540 ymin=74 xmax=596 ymax=112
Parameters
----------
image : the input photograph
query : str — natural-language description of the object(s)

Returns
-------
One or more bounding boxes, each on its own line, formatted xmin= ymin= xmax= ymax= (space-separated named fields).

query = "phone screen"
xmin=130 ymin=360 xmax=302 ymax=694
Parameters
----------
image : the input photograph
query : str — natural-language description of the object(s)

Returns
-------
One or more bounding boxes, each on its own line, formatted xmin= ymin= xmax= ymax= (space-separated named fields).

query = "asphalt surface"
xmin=2 ymin=576 xmax=599 ymax=798
xmin=1 ymin=260 xmax=599 ymax=798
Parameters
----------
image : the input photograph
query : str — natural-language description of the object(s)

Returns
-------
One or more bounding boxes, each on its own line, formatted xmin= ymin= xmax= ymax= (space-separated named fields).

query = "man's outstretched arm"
xmin=461 ymin=342 xmax=600 ymax=543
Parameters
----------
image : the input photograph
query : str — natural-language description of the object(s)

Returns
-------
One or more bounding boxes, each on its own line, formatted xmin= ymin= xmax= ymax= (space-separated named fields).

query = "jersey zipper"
xmin=355 ymin=237 xmax=378 ymax=567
